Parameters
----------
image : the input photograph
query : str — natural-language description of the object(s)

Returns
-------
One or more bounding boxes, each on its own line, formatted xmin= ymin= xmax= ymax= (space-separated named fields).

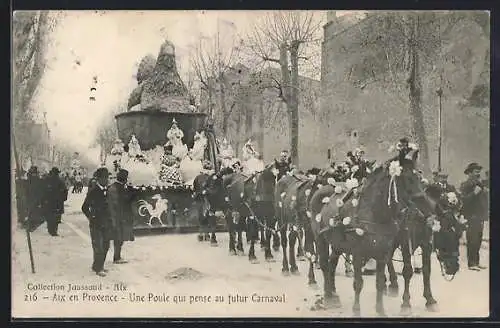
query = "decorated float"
xmin=105 ymin=39 xmax=222 ymax=232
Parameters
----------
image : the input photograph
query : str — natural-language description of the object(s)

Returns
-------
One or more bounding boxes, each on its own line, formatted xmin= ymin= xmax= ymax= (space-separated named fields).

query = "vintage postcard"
xmin=11 ymin=10 xmax=490 ymax=318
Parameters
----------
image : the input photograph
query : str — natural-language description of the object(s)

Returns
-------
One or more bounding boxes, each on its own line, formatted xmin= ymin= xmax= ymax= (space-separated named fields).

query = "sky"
xmin=28 ymin=10 xmax=340 ymax=163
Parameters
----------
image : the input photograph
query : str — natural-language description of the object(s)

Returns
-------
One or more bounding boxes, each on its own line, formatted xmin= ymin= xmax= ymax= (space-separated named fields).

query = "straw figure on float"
xmin=180 ymin=130 xmax=208 ymax=186
xmin=241 ymin=139 xmax=265 ymax=176
xmin=121 ymin=134 xmax=157 ymax=186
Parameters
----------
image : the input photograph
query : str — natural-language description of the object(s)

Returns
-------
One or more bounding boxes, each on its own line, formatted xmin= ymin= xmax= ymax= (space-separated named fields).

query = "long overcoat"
xmin=107 ymin=181 xmax=135 ymax=242
xmin=81 ymin=185 xmax=114 ymax=241
xmin=42 ymin=174 xmax=68 ymax=220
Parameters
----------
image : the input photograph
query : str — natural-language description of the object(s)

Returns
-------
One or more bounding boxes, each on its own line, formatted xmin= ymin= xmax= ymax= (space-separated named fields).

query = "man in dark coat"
xmin=107 ymin=169 xmax=134 ymax=264
xmin=460 ymin=163 xmax=488 ymax=271
xmin=25 ymin=166 xmax=45 ymax=232
xmin=42 ymin=167 xmax=68 ymax=236
xmin=81 ymin=167 xmax=112 ymax=276
xmin=15 ymin=171 xmax=28 ymax=227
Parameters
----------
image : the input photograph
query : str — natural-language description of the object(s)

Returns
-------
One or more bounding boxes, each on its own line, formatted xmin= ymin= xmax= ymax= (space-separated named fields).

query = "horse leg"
xmin=307 ymin=255 xmax=317 ymax=286
xmin=236 ymin=226 xmax=244 ymax=255
xmin=318 ymin=237 xmax=334 ymax=305
xmin=375 ymin=259 xmax=387 ymax=317
xmin=289 ymin=228 xmax=299 ymax=274
xmin=304 ymin=224 xmax=317 ymax=285
xmin=198 ymin=208 xmax=207 ymax=242
xmin=328 ymin=252 xmax=342 ymax=308
xmin=273 ymin=220 xmax=281 ymax=252
xmin=344 ymin=253 xmax=354 ymax=277
xmin=264 ymin=218 xmax=275 ymax=262
xmin=260 ymin=227 xmax=266 ymax=249
xmin=227 ymin=212 xmax=237 ymax=256
xmin=422 ymin=242 xmax=438 ymax=311
xmin=387 ymin=247 xmax=399 ymax=297
xmin=280 ymin=225 xmax=290 ymax=275
xmin=400 ymin=240 xmax=413 ymax=316
xmin=209 ymin=213 xmax=218 ymax=246
xmin=248 ymin=217 xmax=258 ymax=263
xmin=296 ymin=226 xmax=305 ymax=261
xmin=352 ymin=255 xmax=364 ymax=316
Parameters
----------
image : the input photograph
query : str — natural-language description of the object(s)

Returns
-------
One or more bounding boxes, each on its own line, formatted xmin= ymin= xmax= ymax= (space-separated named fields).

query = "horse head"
xmin=428 ymin=189 xmax=466 ymax=276
xmin=357 ymin=149 xmax=435 ymax=227
xmin=254 ymin=165 xmax=278 ymax=201
xmin=202 ymin=167 xmax=235 ymax=210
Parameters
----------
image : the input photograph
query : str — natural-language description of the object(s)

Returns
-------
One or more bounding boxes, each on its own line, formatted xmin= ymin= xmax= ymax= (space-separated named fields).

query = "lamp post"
xmin=436 ymin=75 xmax=443 ymax=173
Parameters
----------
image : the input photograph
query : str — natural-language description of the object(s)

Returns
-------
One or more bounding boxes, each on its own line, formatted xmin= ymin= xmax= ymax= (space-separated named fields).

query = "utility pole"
xmin=436 ymin=72 xmax=443 ymax=172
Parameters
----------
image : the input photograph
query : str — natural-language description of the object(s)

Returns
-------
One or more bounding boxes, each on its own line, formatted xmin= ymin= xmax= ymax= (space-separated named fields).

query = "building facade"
xmin=319 ymin=11 xmax=489 ymax=182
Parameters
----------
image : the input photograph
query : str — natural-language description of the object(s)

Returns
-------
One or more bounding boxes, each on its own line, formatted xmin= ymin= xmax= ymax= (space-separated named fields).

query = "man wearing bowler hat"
xmin=460 ymin=163 xmax=489 ymax=271
xmin=81 ymin=167 xmax=112 ymax=276
xmin=107 ymin=169 xmax=135 ymax=264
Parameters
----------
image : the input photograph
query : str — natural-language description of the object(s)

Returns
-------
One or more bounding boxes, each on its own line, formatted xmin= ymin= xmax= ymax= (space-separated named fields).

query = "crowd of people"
xmin=15 ymin=166 xmax=69 ymax=236
xmin=15 ymin=137 xmax=489 ymax=277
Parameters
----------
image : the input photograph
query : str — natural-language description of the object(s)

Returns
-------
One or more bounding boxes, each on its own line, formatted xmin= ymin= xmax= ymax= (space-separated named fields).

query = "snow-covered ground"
xmin=12 ymin=189 xmax=489 ymax=318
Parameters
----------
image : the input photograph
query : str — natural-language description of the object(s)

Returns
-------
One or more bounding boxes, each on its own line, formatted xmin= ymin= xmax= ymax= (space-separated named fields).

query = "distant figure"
xmin=81 ymin=167 xmax=112 ymax=277
xmin=42 ymin=167 xmax=68 ymax=237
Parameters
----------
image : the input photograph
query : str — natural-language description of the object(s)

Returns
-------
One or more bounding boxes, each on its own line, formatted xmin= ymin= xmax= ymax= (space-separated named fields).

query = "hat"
xmin=464 ymin=162 xmax=482 ymax=175
xmin=94 ymin=167 xmax=110 ymax=179
xmin=399 ymin=137 xmax=409 ymax=145
xmin=202 ymin=160 xmax=214 ymax=170
xmin=116 ymin=169 xmax=129 ymax=182
xmin=50 ymin=167 xmax=60 ymax=175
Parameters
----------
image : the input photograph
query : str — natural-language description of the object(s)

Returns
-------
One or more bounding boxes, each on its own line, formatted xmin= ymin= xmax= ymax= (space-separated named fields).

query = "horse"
xmin=203 ymin=167 xmax=257 ymax=259
xmin=384 ymin=185 xmax=466 ymax=315
xmin=306 ymin=179 xmax=358 ymax=285
xmin=273 ymin=167 xmax=338 ymax=276
xmin=257 ymin=158 xmax=293 ymax=250
xmin=248 ymin=165 xmax=281 ymax=262
xmin=309 ymin=150 xmax=436 ymax=316
xmin=306 ymin=161 xmax=375 ymax=285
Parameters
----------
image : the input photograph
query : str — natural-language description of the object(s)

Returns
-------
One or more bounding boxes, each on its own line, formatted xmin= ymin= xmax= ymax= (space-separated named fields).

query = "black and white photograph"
xmin=11 ymin=10 xmax=490 ymax=318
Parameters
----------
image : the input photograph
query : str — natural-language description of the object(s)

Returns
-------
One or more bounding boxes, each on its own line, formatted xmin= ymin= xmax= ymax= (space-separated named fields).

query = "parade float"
xmin=105 ymin=39 xmax=223 ymax=232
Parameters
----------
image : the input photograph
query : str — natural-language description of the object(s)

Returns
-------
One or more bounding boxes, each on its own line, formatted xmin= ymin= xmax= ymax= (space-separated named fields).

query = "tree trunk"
xmin=244 ymin=92 xmax=253 ymax=146
xmin=234 ymin=107 xmax=242 ymax=158
xmin=279 ymin=43 xmax=293 ymax=161
xmin=407 ymin=14 xmax=431 ymax=174
xmin=289 ymin=41 xmax=300 ymax=167
xmin=220 ymin=76 xmax=229 ymax=135
xmin=256 ymin=99 xmax=265 ymax=159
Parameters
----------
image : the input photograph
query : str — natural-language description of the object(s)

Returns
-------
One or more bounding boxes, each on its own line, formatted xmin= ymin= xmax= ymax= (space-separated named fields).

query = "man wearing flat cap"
xmin=460 ymin=163 xmax=489 ymax=271
xmin=107 ymin=169 xmax=135 ymax=264
xmin=81 ymin=167 xmax=112 ymax=276
xmin=42 ymin=167 xmax=68 ymax=236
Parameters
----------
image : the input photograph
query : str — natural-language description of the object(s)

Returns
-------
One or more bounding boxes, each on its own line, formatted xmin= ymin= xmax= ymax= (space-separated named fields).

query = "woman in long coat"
xmin=107 ymin=169 xmax=135 ymax=264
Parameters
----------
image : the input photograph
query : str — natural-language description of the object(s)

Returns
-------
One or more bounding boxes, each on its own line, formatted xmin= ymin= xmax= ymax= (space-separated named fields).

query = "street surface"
xmin=12 ymin=189 xmax=489 ymax=318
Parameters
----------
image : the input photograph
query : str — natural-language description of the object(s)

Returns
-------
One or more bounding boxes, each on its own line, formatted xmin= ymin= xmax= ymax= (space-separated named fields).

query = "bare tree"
xmin=93 ymin=105 xmax=123 ymax=164
xmin=12 ymin=11 xmax=63 ymax=176
xmin=244 ymin=11 xmax=323 ymax=166
xmin=189 ymin=23 xmax=241 ymax=134
xmin=345 ymin=11 xmax=489 ymax=174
